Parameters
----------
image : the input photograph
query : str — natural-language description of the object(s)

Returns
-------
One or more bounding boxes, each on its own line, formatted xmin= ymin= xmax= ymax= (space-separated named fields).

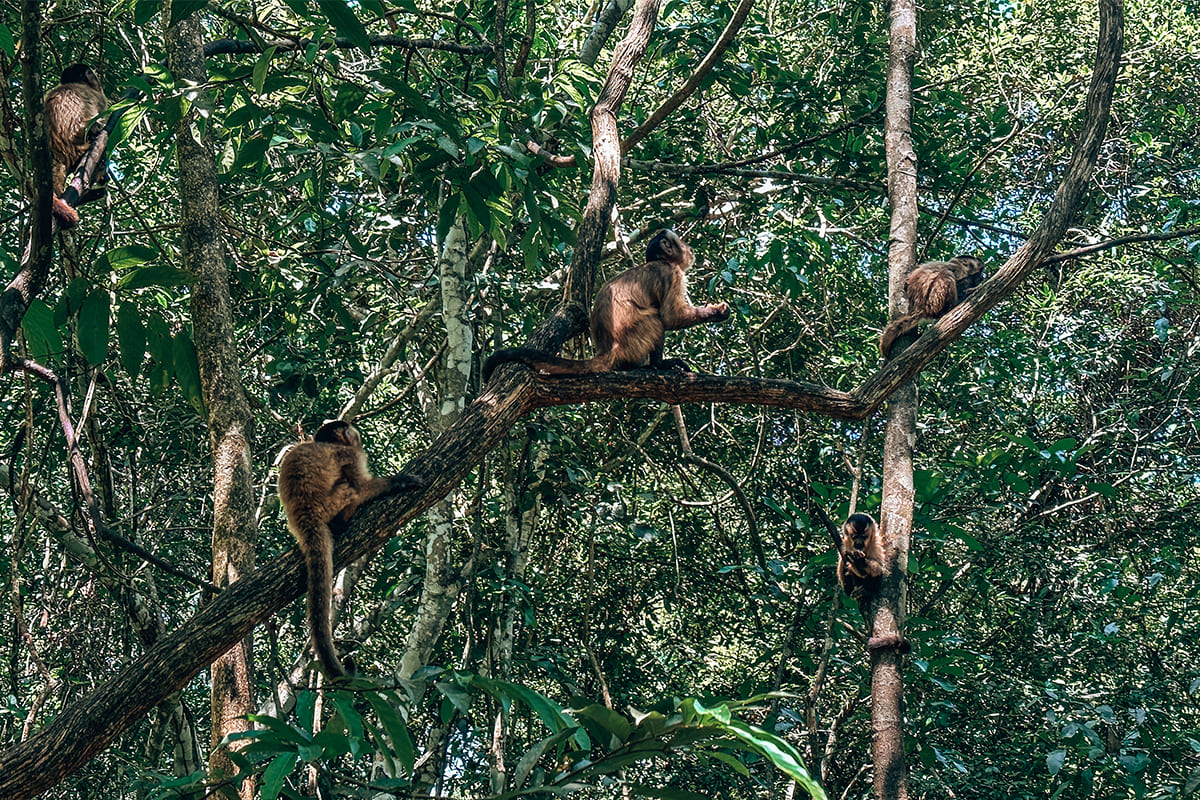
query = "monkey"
xmin=835 ymin=512 xmax=883 ymax=602
xmin=277 ymin=420 xmax=423 ymax=679
xmin=482 ymin=229 xmax=729 ymax=381
xmin=879 ymin=255 xmax=985 ymax=358
xmin=43 ymin=63 xmax=108 ymax=228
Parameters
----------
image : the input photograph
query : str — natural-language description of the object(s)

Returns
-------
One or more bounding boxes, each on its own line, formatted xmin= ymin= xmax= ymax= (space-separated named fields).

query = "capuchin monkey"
xmin=278 ymin=420 xmax=422 ymax=679
xmin=836 ymin=513 xmax=911 ymax=655
xmin=836 ymin=512 xmax=883 ymax=601
xmin=43 ymin=63 xmax=108 ymax=228
xmin=879 ymin=256 xmax=985 ymax=358
xmin=482 ymin=229 xmax=729 ymax=381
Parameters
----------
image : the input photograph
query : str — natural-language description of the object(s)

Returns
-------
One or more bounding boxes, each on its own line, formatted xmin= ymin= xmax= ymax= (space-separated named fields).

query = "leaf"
xmin=20 ymin=299 xmax=63 ymax=363
xmin=1046 ymin=749 xmax=1067 ymax=775
xmin=364 ymin=692 xmax=415 ymax=776
xmin=253 ymin=47 xmax=277 ymax=95
xmin=319 ymin=0 xmax=371 ymax=52
xmin=513 ymin=728 xmax=578 ymax=789
xmin=103 ymin=245 xmax=159 ymax=271
xmin=260 ymin=752 xmax=298 ymax=800
xmin=169 ymin=0 xmax=209 ymax=27
xmin=118 ymin=265 xmax=194 ymax=290
xmin=0 ymin=24 xmax=15 ymax=57
xmin=116 ymin=302 xmax=146 ymax=380
xmin=172 ymin=332 xmax=204 ymax=414
xmin=77 ymin=290 xmax=111 ymax=366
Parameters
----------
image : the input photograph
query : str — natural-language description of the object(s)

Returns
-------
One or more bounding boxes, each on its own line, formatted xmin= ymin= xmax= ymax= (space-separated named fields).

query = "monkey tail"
xmin=301 ymin=519 xmax=348 ymax=680
xmin=483 ymin=347 xmax=607 ymax=381
xmin=879 ymin=314 xmax=921 ymax=358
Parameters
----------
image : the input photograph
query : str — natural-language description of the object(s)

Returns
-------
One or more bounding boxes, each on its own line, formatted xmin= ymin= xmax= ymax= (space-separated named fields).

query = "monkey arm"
xmin=657 ymin=272 xmax=729 ymax=331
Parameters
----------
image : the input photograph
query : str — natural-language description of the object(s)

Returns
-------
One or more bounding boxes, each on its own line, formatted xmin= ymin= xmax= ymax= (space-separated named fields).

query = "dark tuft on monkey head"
xmin=313 ymin=419 xmax=359 ymax=447
xmin=645 ymin=229 xmax=693 ymax=270
xmin=844 ymin=512 xmax=877 ymax=549
xmin=59 ymin=63 xmax=101 ymax=89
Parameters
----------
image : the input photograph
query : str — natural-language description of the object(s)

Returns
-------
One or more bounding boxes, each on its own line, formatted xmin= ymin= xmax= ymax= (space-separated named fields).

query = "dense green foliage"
xmin=0 ymin=0 xmax=1196 ymax=798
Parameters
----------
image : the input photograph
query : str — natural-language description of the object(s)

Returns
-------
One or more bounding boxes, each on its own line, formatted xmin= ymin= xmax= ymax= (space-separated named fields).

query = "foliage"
xmin=0 ymin=0 xmax=1196 ymax=798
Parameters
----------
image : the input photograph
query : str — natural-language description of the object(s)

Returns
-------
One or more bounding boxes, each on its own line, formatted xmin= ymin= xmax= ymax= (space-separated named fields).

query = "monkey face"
xmin=842 ymin=512 xmax=877 ymax=551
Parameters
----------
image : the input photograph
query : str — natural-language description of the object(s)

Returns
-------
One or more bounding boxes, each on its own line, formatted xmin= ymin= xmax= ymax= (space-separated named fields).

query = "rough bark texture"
xmin=0 ymin=0 xmax=1122 ymax=795
xmin=165 ymin=8 xmax=258 ymax=799
xmin=873 ymin=0 xmax=918 ymax=795
xmin=3 ymin=2 xmax=52 ymax=365
xmin=561 ymin=0 xmax=661 ymax=306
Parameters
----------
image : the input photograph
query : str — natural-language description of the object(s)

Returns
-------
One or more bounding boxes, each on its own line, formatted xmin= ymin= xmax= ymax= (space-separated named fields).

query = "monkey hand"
xmin=388 ymin=474 xmax=425 ymax=493
xmin=708 ymin=302 xmax=730 ymax=321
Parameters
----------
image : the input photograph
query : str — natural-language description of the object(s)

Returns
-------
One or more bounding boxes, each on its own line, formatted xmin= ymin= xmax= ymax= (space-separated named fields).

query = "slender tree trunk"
xmin=165 ymin=8 xmax=258 ymax=799
xmin=400 ymin=219 xmax=474 ymax=683
xmin=873 ymin=0 xmax=919 ymax=797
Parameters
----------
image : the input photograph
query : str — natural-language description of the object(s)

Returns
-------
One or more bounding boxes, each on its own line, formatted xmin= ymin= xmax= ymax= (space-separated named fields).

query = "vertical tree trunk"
xmin=399 ymin=219 xmax=474 ymax=684
xmin=165 ymin=8 xmax=258 ymax=799
xmin=874 ymin=0 xmax=919 ymax=797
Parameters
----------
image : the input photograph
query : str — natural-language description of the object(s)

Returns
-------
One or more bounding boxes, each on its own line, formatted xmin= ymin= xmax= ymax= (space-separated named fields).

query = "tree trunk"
xmin=872 ymin=0 xmax=918 ymax=797
xmin=165 ymin=8 xmax=258 ymax=799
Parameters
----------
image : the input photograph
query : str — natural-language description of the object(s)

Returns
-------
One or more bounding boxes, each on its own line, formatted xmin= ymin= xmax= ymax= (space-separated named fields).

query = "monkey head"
xmin=645 ymin=229 xmax=694 ymax=270
xmin=841 ymin=512 xmax=877 ymax=552
xmin=314 ymin=419 xmax=360 ymax=447
xmin=58 ymin=63 xmax=103 ymax=91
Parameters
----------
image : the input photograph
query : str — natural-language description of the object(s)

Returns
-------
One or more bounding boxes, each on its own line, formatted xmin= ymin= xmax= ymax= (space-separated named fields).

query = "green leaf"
xmin=173 ymin=332 xmax=204 ymax=414
xmin=1047 ymin=749 xmax=1067 ymax=775
xmin=77 ymin=290 xmax=111 ymax=366
xmin=116 ymin=302 xmax=146 ymax=380
xmin=118 ymin=265 xmax=194 ymax=290
xmin=0 ymin=24 xmax=14 ymax=57
xmin=20 ymin=299 xmax=63 ymax=363
xmin=103 ymin=245 xmax=159 ymax=271
xmin=252 ymin=47 xmax=277 ymax=95
xmin=364 ymin=692 xmax=415 ymax=776
xmin=260 ymin=752 xmax=298 ymax=800
xmin=319 ymin=0 xmax=371 ymax=52
xmin=169 ymin=0 xmax=208 ymax=27
xmin=513 ymin=728 xmax=577 ymax=790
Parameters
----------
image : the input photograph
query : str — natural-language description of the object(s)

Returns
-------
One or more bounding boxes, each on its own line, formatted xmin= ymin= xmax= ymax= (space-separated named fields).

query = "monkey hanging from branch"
xmin=482 ymin=229 xmax=730 ymax=381
xmin=278 ymin=420 xmax=423 ymax=679
xmin=835 ymin=512 xmax=909 ymax=654
xmin=43 ymin=63 xmax=109 ymax=229
xmin=879 ymin=255 xmax=985 ymax=358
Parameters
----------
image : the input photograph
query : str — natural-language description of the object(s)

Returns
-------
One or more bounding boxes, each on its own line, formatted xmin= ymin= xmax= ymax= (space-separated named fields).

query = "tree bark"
xmin=166 ymin=8 xmax=258 ymax=799
xmin=561 ymin=0 xmax=661 ymax=305
xmin=872 ymin=0 xmax=918 ymax=795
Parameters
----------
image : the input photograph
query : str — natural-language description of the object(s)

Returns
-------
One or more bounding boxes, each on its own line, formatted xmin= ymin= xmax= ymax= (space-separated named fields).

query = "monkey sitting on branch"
xmin=43 ymin=63 xmax=109 ymax=229
xmin=879 ymin=255 xmax=985 ymax=358
xmin=482 ymin=229 xmax=729 ymax=381
xmin=278 ymin=420 xmax=423 ymax=679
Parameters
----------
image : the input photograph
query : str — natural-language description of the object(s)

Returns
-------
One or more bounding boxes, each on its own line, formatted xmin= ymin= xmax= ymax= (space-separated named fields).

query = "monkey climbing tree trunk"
xmin=166 ymin=8 xmax=258 ymax=800
xmin=873 ymin=0 xmax=918 ymax=795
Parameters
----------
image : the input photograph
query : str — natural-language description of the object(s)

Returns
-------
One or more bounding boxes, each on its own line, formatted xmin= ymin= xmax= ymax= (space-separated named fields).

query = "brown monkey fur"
xmin=836 ymin=512 xmax=883 ymax=601
xmin=482 ymin=230 xmax=729 ymax=381
xmin=879 ymin=256 xmax=985 ymax=358
xmin=43 ymin=63 xmax=108 ymax=228
xmin=278 ymin=420 xmax=422 ymax=679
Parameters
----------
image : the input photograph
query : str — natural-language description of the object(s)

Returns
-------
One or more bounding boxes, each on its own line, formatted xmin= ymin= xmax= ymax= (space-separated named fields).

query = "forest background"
xmin=0 ymin=0 xmax=1196 ymax=798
